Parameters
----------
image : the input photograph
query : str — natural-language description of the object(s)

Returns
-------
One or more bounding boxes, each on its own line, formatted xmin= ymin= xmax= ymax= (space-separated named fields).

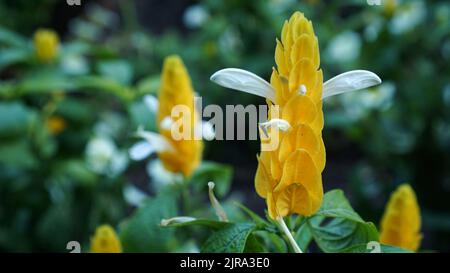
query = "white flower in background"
xmin=325 ymin=31 xmax=361 ymax=63
xmin=85 ymin=136 xmax=128 ymax=177
xmin=146 ymin=159 xmax=183 ymax=191
xmin=339 ymin=82 xmax=396 ymax=122
xmin=183 ymin=4 xmax=209 ymax=29
xmin=390 ymin=0 xmax=426 ymax=35
xmin=123 ymin=184 xmax=148 ymax=207
xmin=218 ymin=28 xmax=242 ymax=53
xmin=364 ymin=18 xmax=384 ymax=42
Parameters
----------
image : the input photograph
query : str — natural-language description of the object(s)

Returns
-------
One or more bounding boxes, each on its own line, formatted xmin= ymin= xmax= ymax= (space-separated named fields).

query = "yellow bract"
xmin=33 ymin=29 xmax=59 ymax=62
xmin=90 ymin=225 xmax=122 ymax=253
xmin=380 ymin=184 xmax=422 ymax=252
xmin=157 ymin=55 xmax=203 ymax=177
xmin=47 ymin=116 xmax=66 ymax=135
xmin=255 ymin=12 xmax=325 ymax=219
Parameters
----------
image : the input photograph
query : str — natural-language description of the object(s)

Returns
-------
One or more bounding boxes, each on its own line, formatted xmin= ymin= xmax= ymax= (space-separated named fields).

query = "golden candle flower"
xmin=380 ymin=184 xmax=422 ymax=252
xmin=33 ymin=29 xmax=59 ymax=62
xmin=132 ymin=55 xmax=204 ymax=177
xmin=90 ymin=225 xmax=122 ymax=253
xmin=156 ymin=55 xmax=203 ymax=177
xmin=211 ymin=12 xmax=381 ymax=220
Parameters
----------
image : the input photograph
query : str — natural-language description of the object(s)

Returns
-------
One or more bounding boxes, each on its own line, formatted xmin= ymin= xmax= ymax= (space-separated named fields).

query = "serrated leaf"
xmin=201 ymin=223 xmax=257 ymax=253
xmin=308 ymin=217 xmax=379 ymax=253
xmin=315 ymin=189 xmax=364 ymax=223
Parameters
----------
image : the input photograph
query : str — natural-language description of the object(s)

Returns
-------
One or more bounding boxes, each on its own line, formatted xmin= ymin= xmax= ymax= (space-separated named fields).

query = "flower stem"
xmin=276 ymin=216 xmax=303 ymax=253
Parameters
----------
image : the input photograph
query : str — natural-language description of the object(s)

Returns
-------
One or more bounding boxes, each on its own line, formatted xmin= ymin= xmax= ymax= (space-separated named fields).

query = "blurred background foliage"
xmin=0 ymin=0 xmax=449 ymax=252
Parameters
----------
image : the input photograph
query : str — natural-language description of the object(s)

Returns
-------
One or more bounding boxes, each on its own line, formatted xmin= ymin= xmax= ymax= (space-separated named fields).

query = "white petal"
xmin=208 ymin=182 xmax=228 ymax=222
xmin=161 ymin=216 xmax=197 ymax=226
xmin=210 ymin=68 xmax=275 ymax=102
xmin=123 ymin=184 xmax=148 ymax=207
xmin=160 ymin=116 xmax=174 ymax=130
xmin=323 ymin=70 xmax=382 ymax=99
xmin=259 ymin=118 xmax=291 ymax=138
xmin=135 ymin=128 xmax=175 ymax=153
xmin=201 ymin=120 xmax=215 ymax=141
xmin=129 ymin=140 xmax=154 ymax=160
xmin=143 ymin=95 xmax=159 ymax=113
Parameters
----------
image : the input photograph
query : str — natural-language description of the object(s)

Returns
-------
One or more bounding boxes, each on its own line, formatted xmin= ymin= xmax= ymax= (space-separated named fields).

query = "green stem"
xmin=276 ymin=216 xmax=302 ymax=253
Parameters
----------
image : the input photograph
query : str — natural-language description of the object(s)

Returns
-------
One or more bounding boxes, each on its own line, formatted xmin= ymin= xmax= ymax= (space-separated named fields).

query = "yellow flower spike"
xmin=157 ymin=55 xmax=203 ymax=177
xmin=33 ymin=29 xmax=59 ymax=62
xmin=211 ymin=12 xmax=382 ymax=221
xmin=90 ymin=225 xmax=122 ymax=253
xmin=46 ymin=116 xmax=67 ymax=135
xmin=380 ymin=184 xmax=422 ymax=252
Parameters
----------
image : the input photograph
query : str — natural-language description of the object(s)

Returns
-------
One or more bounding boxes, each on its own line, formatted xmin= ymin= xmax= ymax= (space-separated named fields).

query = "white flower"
xmin=85 ymin=136 xmax=128 ymax=177
xmin=183 ymin=4 xmax=209 ymax=29
xmin=325 ymin=31 xmax=361 ymax=63
xmin=210 ymin=68 xmax=381 ymax=103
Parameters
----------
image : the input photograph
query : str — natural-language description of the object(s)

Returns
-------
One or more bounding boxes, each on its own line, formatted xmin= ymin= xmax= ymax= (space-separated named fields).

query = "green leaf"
xmin=307 ymin=189 xmax=380 ymax=253
xmin=0 ymin=138 xmax=36 ymax=168
xmin=244 ymin=234 xmax=266 ymax=253
xmin=190 ymin=161 xmax=233 ymax=197
xmin=0 ymin=26 xmax=27 ymax=48
xmin=119 ymin=191 xmax=178 ymax=252
xmin=341 ymin=243 xmax=413 ymax=253
xmin=0 ymin=48 xmax=30 ymax=70
xmin=161 ymin=217 xmax=228 ymax=230
xmin=315 ymin=189 xmax=364 ymax=223
xmin=0 ymin=102 xmax=35 ymax=139
xmin=128 ymin=99 xmax=157 ymax=131
xmin=308 ymin=217 xmax=379 ymax=253
xmin=201 ymin=223 xmax=257 ymax=253
xmin=97 ymin=60 xmax=134 ymax=85
xmin=295 ymin=222 xmax=313 ymax=251
xmin=234 ymin=202 xmax=268 ymax=226
xmin=136 ymin=75 xmax=160 ymax=96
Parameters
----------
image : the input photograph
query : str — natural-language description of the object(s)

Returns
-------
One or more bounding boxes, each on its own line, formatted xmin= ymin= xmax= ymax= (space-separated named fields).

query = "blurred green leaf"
xmin=97 ymin=60 xmax=133 ymax=85
xmin=0 ymin=102 xmax=35 ymax=139
xmin=119 ymin=190 xmax=178 ymax=252
xmin=190 ymin=161 xmax=233 ymax=197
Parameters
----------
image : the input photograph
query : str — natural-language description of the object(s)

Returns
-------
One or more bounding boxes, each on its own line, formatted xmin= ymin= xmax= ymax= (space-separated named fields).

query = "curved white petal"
xmin=323 ymin=70 xmax=382 ymax=99
xmin=135 ymin=128 xmax=175 ymax=153
xmin=259 ymin=118 xmax=291 ymax=138
xmin=143 ymin=95 xmax=159 ymax=113
xmin=210 ymin=68 xmax=275 ymax=102
xmin=160 ymin=116 xmax=174 ymax=130
xmin=129 ymin=140 xmax=154 ymax=160
xmin=201 ymin=120 xmax=215 ymax=141
xmin=161 ymin=216 xmax=197 ymax=226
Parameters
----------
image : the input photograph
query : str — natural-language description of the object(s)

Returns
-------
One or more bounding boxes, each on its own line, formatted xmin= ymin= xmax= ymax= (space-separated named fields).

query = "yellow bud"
xmin=33 ymin=29 xmax=59 ymax=62
xmin=90 ymin=225 xmax=122 ymax=253
xmin=380 ymin=184 xmax=422 ymax=251
xmin=157 ymin=55 xmax=203 ymax=177
xmin=46 ymin=116 xmax=66 ymax=135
